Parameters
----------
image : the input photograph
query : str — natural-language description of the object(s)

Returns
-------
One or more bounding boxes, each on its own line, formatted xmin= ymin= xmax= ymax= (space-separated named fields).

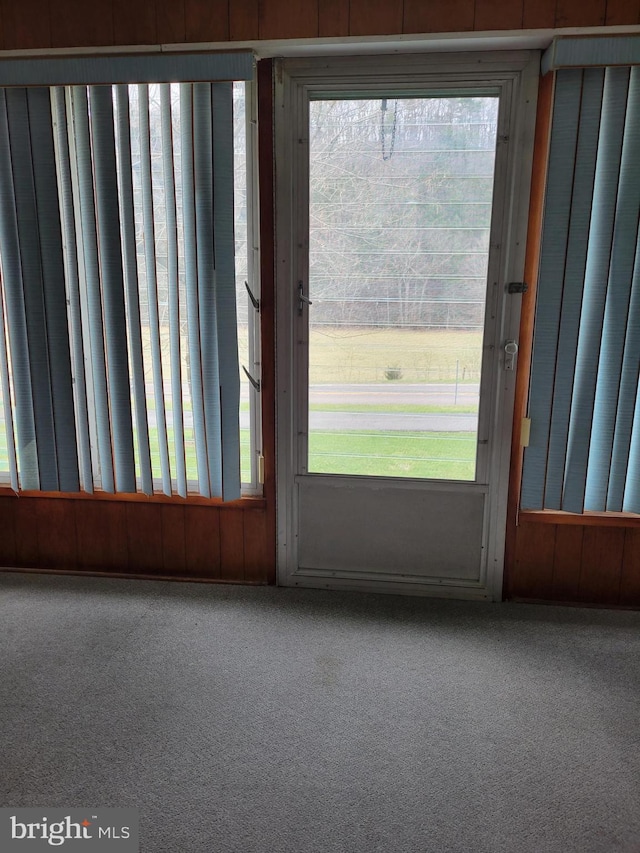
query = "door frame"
xmin=274 ymin=51 xmax=540 ymax=599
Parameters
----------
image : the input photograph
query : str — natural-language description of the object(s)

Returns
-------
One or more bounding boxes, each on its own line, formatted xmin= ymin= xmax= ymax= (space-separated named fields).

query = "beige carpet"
xmin=1 ymin=571 xmax=639 ymax=852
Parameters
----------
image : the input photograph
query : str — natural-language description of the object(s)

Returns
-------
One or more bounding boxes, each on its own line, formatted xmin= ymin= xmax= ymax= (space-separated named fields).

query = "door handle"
xmin=298 ymin=281 xmax=312 ymax=315
xmin=504 ymin=339 xmax=518 ymax=371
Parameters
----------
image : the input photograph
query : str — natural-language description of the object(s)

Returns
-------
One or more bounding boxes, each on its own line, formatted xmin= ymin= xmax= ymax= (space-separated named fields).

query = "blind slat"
xmin=194 ymin=82 xmax=222 ymax=498
xmin=212 ymin=82 xmax=241 ymax=502
xmin=0 ymin=89 xmax=38 ymax=489
xmin=89 ymin=85 xmax=136 ymax=494
xmin=138 ymin=84 xmax=172 ymax=496
xmin=72 ymin=86 xmax=114 ymax=494
xmin=181 ymin=83 xmax=210 ymax=498
xmin=52 ymin=87 xmax=93 ymax=492
xmin=115 ymin=84 xmax=153 ymax=497
xmin=161 ymin=84 xmax=187 ymax=499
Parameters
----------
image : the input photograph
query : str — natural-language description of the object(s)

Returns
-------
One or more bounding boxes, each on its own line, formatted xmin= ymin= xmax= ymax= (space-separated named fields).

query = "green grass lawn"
xmin=309 ymin=430 xmax=476 ymax=480
xmin=0 ymin=428 xmax=253 ymax=487
xmin=309 ymin=402 xmax=478 ymax=414
xmin=1 ymin=425 xmax=475 ymax=484
xmin=146 ymin=428 xmax=252 ymax=485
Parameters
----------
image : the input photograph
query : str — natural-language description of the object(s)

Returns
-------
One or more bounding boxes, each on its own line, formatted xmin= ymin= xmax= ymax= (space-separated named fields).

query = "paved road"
xmin=247 ymin=381 xmax=479 ymax=431
xmin=308 ymin=382 xmax=478 ymax=431
xmin=308 ymin=382 xmax=480 ymax=407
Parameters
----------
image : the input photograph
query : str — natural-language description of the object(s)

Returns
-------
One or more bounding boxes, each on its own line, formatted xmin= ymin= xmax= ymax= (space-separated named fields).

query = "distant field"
xmin=308 ymin=326 xmax=483 ymax=384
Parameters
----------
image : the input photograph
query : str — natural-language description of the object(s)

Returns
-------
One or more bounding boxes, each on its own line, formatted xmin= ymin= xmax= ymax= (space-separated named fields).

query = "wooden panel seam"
xmin=0 ymin=566 xmax=267 ymax=584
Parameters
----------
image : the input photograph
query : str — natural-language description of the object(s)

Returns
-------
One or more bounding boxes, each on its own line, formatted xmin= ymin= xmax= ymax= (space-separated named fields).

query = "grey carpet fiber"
xmin=1 ymin=572 xmax=639 ymax=853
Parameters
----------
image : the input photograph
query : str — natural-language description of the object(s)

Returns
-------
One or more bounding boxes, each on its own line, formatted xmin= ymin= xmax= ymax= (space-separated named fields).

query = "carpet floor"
xmin=1 ymin=571 xmax=639 ymax=853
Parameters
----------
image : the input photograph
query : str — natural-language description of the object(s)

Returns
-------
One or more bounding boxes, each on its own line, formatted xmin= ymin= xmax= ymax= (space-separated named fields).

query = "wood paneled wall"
xmin=508 ymin=515 xmax=640 ymax=606
xmin=0 ymin=494 xmax=272 ymax=582
xmin=0 ymin=0 xmax=637 ymax=50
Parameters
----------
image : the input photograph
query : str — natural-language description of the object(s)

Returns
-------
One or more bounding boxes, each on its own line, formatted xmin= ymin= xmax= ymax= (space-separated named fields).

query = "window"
xmin=521 ymin=63 xmax=640 ymax=514
xmin=0 ymin=54 xmax=260 ymax=500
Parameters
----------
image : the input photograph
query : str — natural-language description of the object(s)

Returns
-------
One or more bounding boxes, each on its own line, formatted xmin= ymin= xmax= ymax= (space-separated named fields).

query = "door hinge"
xmin=520 ymin=417 xmax=531 ymax=447
xmin=507 ymin=281 xmax=528 ymax=294
xmin=258 ymin=454 xmax=265 ymax=484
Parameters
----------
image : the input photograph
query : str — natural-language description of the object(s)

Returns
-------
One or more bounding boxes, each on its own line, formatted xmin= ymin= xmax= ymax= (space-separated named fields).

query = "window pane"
xmin=308 ymin=96 xmax=499 ymax=480
xmin=233 ymin=81 xmax=252 ymax=485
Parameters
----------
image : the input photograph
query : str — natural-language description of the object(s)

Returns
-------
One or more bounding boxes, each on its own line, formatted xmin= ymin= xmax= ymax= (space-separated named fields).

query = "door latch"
xmin=504 ymin=340 xmax=518 ymax=371
xmin=507 ymin=282 xmax=528 ymax=294
xmin=298 ymin=281 xmax=312 ymax=315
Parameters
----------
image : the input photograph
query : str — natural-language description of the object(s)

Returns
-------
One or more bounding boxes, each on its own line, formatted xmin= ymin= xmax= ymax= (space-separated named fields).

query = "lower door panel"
xmin=298 ymin=477 xmax=487 ymax=584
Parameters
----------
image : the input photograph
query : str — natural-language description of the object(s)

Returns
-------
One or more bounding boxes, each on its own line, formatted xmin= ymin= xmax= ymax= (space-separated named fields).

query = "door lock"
xmin=504 ymin=339 xmax=518 ymax=371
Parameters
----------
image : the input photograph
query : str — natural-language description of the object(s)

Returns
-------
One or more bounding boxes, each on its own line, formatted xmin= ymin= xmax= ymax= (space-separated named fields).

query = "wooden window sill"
xmin=0 ymin=487 xmax=266 ymax=510
xmin=519 ymin=510 xmax=640 ymax=528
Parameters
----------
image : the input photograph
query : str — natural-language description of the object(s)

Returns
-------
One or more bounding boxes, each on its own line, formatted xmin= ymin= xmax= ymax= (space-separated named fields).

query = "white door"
xmin=275 ymin=53 xmax=538 ymax=600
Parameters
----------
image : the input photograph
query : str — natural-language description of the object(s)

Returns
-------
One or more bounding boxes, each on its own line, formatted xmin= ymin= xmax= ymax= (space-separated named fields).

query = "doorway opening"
xmin=276 ymin=54 xmax=538 ymax=599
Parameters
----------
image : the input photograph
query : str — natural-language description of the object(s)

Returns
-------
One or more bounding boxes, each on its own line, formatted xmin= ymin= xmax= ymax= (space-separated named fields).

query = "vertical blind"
xmin=521 ymin=66 xmax=640 ymax=514
xmin=0 ymin=65 xmax=250 ymax=500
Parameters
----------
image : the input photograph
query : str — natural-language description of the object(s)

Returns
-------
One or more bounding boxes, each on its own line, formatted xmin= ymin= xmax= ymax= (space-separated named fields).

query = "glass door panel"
xmin=307 ymin=96 xmax=499 ymax=480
